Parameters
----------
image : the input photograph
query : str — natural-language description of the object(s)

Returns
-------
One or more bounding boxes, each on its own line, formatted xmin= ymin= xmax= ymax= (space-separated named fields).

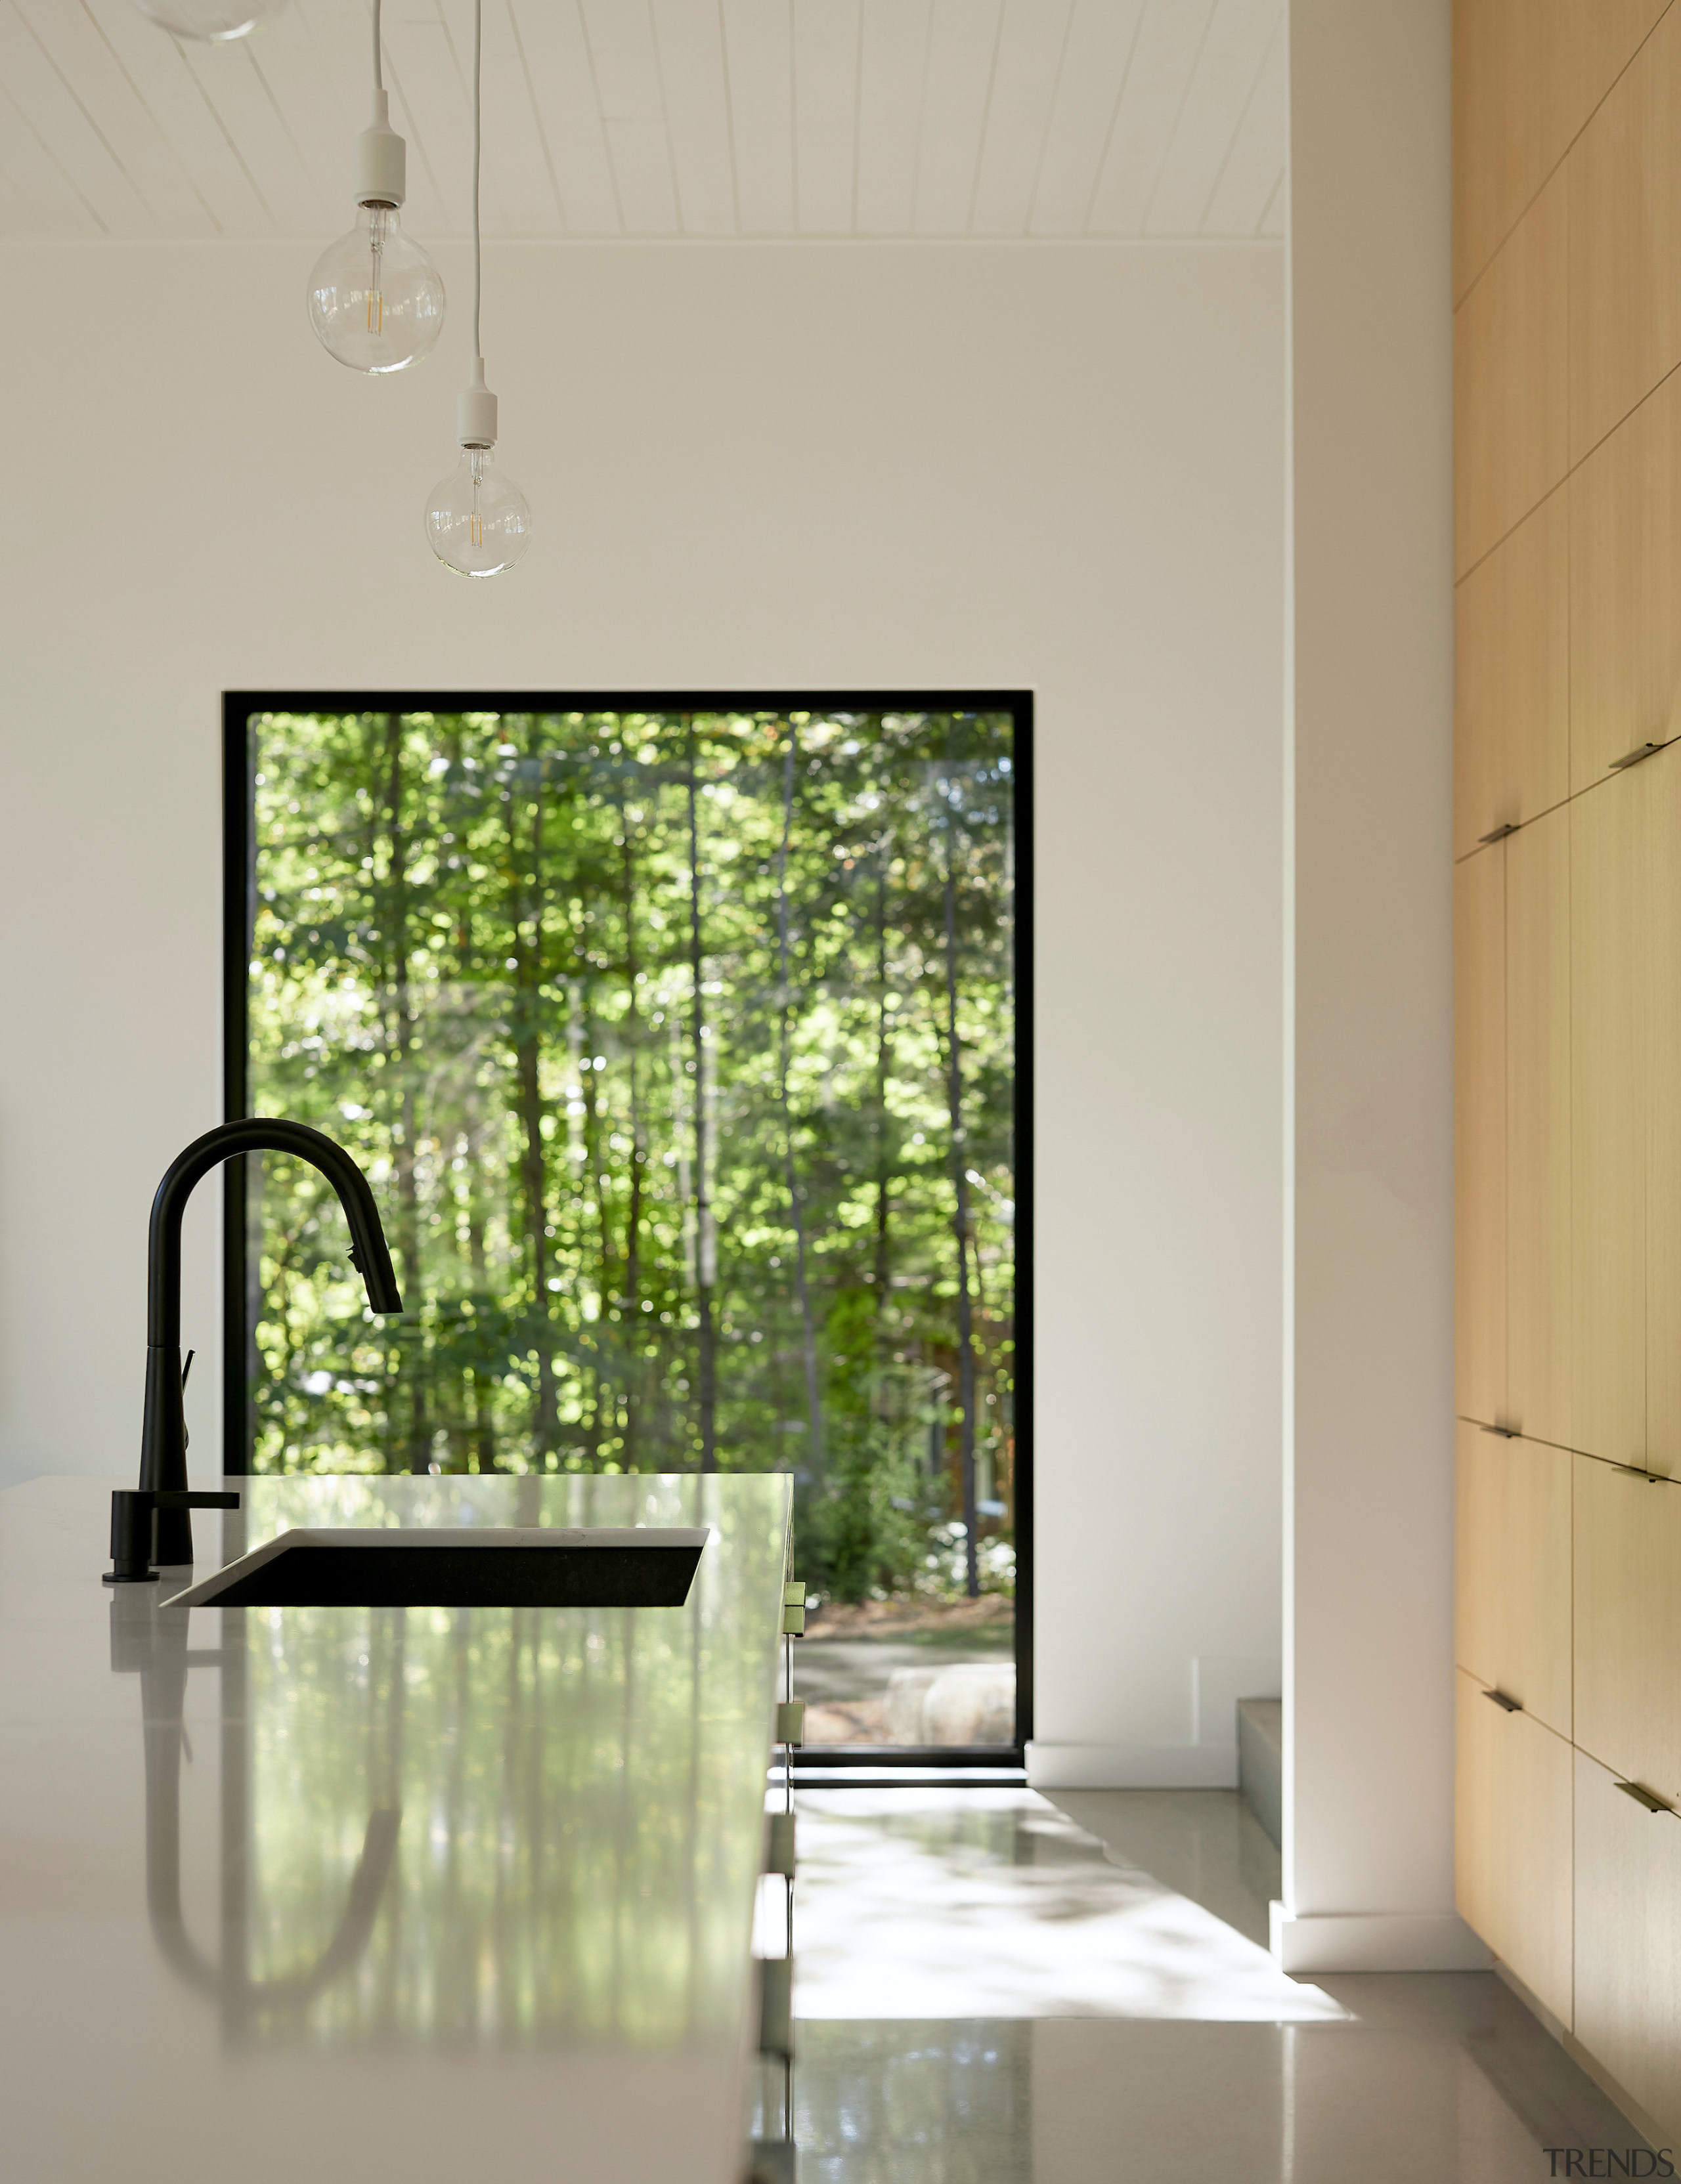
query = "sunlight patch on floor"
xmin=787 ymin=1790 xmax=1346 ymax=2024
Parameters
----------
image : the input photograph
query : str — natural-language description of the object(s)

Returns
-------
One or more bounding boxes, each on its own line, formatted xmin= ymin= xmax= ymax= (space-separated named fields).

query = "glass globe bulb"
xmin=130 ymin=0 xmax=284 ymax=39
xmin=308 ymin=207 xmax=445 ymax=375
xmin=425 ymin=448 xmax=532 ymax=577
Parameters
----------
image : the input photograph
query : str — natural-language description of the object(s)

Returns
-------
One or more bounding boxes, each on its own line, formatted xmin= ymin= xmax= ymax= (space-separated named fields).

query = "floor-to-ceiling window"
xmin=225 ymin=694 xmax=1029 ymax=1759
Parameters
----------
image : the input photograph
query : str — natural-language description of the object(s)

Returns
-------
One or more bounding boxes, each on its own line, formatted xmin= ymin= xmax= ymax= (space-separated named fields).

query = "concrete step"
xmin=1238 ymin=1698 xmax=1282 ymax=1849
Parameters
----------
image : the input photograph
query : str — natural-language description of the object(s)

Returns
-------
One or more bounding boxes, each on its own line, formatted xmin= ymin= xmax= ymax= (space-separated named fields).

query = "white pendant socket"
xmin=458 ymin=362 xmax=498 ymax=450
xmin=354 ymin=89 xmax=406 ymax=208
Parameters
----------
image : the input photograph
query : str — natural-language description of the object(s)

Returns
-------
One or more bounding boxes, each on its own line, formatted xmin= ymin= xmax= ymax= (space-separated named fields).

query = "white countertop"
xmin=0 ymin=1471 xmax=790 ymax=2184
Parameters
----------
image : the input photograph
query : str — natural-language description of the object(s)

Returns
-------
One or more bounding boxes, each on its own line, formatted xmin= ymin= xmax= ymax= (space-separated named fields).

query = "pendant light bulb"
xmin=129 ymin=0 xmax=284 ymax=41
xmin=424 ymin=362 xmax=531 ymax=577
xmin=308 ymin=91 xmax=445 ymax=374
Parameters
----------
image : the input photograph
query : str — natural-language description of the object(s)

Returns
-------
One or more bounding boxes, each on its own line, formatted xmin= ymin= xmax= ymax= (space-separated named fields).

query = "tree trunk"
xmin=383 ymin=712 xmax=429 ymax=1476
xmin=941 ymin=790 xmax=980 ymax=1598
xmin=509 ymin=726 xmax=559 ymax=1465
xmin=582 ymin=992 xmax=611 ymax=1467
xmin=873 ymin=847 xmax=892 ymax=1335
xmin=619 ymin=808 xmax=645 ymax=1471
xmin=686 ymin=726 xmax=717 ymax=1472
xmin=776 ymin=732 xmax=823 ymax=1470
xmin=448 ymin=742 xmax=499 ymax=1473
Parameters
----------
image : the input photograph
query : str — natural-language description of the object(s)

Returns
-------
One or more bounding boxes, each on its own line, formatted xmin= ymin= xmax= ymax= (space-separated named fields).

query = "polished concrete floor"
xmin=767 ymin=1788 xmax=1649 ymax=2182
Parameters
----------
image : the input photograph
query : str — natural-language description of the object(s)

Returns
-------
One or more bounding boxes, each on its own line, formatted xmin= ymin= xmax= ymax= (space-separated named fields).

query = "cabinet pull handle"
xmin=1616 ymin=1780 xmax=1674 ymax=1815
xmin=1609 ymin=741 xmax=1664 ymax=771
xmin=1477 ymin=822 xmax=1518 ymax=844
xmin=1483 ymin=1688 xmax=1523 ymax=1713
xmin=1480 ymin=1424 xmax=1520 ymax=1439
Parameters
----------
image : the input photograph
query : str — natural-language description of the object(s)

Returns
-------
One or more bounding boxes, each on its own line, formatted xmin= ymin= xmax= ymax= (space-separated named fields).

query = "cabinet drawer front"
xmin=1456 ymin=1424 xmax=1572 ymax=1734
xmin=1575 ymin=1747 xmax=1681 ymax=2145
xmin=1457 ymin=844 xmax=1508 ymax=1426
xmin=1571 ymin=771 xmax=1647 ymax=1469
xmin=1575 ymin=1455 xmax=1681 ymax=1793
xmin=1507 ymin=805 xmax=1572 ymax=1448
xmin=1455 ymin=492 xmax=1569 ymax=857
xmin=1456 ymin=1668 xmax=1573 ymax=2023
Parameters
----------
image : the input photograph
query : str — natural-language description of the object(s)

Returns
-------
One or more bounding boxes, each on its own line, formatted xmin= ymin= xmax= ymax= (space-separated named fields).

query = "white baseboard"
xmin=1269 ymin=1904 xmax=1493 ymax=1973
xmin=1024 ymin=1740 xmax=1240 ymax=1790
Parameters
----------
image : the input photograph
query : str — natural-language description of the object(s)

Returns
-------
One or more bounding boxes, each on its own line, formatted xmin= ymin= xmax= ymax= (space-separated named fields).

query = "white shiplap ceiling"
xmin=0 ymin=0 xmax=1286 ymax=242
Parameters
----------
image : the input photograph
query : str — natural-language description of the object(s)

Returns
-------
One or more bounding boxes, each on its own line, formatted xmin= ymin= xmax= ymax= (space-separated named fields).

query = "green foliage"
xmin=244 ymin=706 xmax=1016 ymax=1598
xmin=796 ymin=1403 xmax=936 ymax=1606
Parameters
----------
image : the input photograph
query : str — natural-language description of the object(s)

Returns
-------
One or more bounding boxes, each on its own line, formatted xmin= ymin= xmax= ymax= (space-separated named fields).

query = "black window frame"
xmin=223 ymin=689 xmax=1034 ymax=1778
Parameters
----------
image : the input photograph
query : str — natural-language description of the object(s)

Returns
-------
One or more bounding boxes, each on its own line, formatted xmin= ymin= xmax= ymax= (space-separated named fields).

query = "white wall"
xmin=0 ymin=238 xmax=1284 ymax=1780
xmin=1278 ymin=0 xmax=1481 ymax=1969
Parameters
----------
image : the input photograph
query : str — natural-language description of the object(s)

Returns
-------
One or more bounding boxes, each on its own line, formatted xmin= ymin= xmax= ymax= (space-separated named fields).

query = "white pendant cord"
xmin=472 ymin=0 xmax=482 ymax=362
xmin=372 ymin=0 xmax=382 ymax=94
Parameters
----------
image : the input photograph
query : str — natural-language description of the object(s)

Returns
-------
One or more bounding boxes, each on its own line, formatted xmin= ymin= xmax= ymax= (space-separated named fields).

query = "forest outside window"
xmin=226 ymin=696 xmax=1028 ymax=1757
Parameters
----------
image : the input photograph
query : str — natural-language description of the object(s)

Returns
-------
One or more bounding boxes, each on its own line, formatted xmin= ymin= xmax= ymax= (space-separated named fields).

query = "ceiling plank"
xmin=14 ymin=0 xmax=213 ymax=232
xmin=482 ymin=0 xmax=567 ymax=232
xmin=605 ymin=116 xmax=680 ymax=230
xmin=971 ymin=0 xmax=1072 ymax=236
xmin=245 ymin=1 xmax=368 ymax=232
xmin=1140 ymin=0 xmax=1278 ymax=235
xmin=0 ymin=0 xmax=155 ymax=232
xmin=1199 ymin=1 xmax=1282 ymax=236
xmin=1027 ymin=0 xmax=1144 ymax=234
xmin=508 ymin=0 xmax=619 ymax=234
xmin=855 ymin=0 xmax=929 ymax=235
xmin=1086 ymin=0 xmax=1217 ymax=237
xmin=80 ymin=0 xmax=269 ymax=233
xmin=651 ymin=0 xmax=737 ymax=234
xmin=579 ymin=0 xmax=678 ymax=232
xmin=913 ymin=0 xmax=1001 ymax=234
xmin=720 ymin=0 xmax=791 ymax=232
xmin=169 ymin=36 xmax=328 ymax=231
xmin=579 ymin=0 xmax=663 ymax=118
xmin=793 ymin=0 xmax=859 ymax=232
xmin=0 ymin=77 xmax=102 ymax=233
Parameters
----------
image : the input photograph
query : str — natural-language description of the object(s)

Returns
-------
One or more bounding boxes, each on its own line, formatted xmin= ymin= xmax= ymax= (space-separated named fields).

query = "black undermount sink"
xmin=162 ymin=1527 xmax=708 ymax=1610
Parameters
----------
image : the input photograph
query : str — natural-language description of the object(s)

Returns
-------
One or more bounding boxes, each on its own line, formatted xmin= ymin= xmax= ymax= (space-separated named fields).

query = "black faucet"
xmin=105 ymin=1120 xmax=404 ymax=1581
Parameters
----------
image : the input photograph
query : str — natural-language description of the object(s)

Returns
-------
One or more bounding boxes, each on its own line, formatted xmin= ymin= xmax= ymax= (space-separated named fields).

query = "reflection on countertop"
xmin=0 ymin=1472 xmax=789 ymax=2183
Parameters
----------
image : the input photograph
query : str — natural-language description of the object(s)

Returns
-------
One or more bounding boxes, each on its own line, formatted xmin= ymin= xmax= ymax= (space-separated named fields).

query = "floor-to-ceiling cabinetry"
xmin=1456 ymin=0 xmax=1681 ymax=2141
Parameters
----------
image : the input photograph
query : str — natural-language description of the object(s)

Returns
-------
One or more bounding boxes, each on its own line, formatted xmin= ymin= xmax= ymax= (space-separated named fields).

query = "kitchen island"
xmin=0 ymin=1470 xmax=790 ymax=2183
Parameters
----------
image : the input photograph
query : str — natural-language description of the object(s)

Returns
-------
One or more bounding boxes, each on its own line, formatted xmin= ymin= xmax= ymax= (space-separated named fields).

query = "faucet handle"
xmin=103 ymin=1488 xmax=240 ymax=1585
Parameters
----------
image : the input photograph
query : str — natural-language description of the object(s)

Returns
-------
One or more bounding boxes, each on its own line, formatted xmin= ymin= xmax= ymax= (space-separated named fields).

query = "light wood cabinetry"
xmin=1506 ymin=805 xmax=1571 ymax=1444
xmin=1456 ymin=844 xmax=1506 ymax=1427
xmin=1570 ymin=5 xmax=1681 ymax=465
xmin=1563 ymin=743 xmax=1681 ymax=1473
xmin=1456 ymin=167 xmax=1569 ymax=577
xmin=1570 ymin=368 xmax=1681 ymax=794
xmin=1645 ymin=748 xmax=1681 ymax=1473
xmin=1570 ymin=768 xmax=1646 ymax=1468
xmin=1455 ymin=490 xmax=1569 ymax=855
xmin=1455 ymin=1667 xmax=1573 ymax=2024
xmin=1454 ymin=0 xmax=1669 ymax=304
xmin=1573 ymin=1453 xmax=1681 ymax=1797
xmin=1574 ymin=1747 xmax=1681 ymax=2146
xmin=1455 ymin=0 xmax=1681 ymax=2117
xmin=1456 ymin=1424 xmax=1571 ymax=1736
